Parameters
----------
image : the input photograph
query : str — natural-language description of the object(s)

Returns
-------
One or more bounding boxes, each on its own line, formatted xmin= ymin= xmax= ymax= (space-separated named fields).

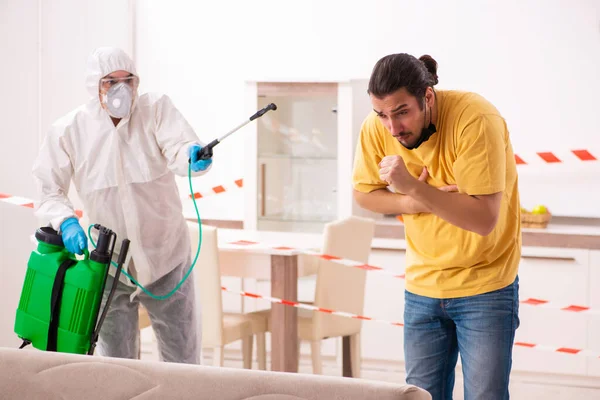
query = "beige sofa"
xmin=0 ymin=347 xmax=430 ymax=400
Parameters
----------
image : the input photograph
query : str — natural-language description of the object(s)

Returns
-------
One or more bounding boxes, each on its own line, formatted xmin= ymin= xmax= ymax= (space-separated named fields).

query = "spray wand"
xmin=194 ymin=103 xmax=277 ymax=160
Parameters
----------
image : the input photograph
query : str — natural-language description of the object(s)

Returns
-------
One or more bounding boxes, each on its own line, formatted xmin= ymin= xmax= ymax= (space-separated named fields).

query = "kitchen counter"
xmin=190 ymin=217 xmax=600 ymax=250
xmin=373 ymin=216 xmax=600 ymax=250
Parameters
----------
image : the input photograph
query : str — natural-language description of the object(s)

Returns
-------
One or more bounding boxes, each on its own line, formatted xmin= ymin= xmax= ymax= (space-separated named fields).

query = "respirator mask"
xmin=100 ymin=75 xmax=139 ymax=119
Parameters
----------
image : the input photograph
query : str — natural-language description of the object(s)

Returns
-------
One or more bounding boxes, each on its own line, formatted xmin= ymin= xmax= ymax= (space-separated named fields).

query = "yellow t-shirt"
xmin=353 ymin=90 xmax=521 ymax=299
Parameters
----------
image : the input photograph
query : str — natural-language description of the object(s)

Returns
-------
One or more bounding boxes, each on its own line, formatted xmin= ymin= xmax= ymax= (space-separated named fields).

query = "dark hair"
xmin=368 ymin=53 xmax=438 ymax=108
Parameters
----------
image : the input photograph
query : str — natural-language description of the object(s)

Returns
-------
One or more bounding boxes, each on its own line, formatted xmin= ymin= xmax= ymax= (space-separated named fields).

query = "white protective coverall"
xmin=32 ymin=47 xmax=207 ymax=363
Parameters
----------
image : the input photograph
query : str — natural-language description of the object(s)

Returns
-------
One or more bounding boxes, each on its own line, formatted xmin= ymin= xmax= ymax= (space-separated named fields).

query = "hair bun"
xmin=419 ymin=54 xmax=438 ymax=85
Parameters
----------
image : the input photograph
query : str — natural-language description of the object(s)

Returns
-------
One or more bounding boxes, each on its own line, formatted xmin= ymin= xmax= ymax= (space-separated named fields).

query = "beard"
xmin=395 ymin=131 xmax=420 ymax=150
xmin=395 ymin=121 xmax=437 ymax=150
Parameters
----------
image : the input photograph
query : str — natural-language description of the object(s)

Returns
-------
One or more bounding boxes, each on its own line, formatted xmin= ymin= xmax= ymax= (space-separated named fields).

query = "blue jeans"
xmin=404 ymin=277 xmax=519 ymax=400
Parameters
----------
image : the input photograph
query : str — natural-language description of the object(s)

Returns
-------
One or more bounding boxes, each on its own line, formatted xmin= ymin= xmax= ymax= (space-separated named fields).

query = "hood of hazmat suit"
xmin=32 ymin=46 xmax=209 ymax=291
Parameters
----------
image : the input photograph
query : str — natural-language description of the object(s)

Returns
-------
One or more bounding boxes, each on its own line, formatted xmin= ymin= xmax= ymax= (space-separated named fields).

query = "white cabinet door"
xmin=586 ymin=250 xmax=600 ymax=377
xmin=512 ymin=247 xmax=591 ymax=376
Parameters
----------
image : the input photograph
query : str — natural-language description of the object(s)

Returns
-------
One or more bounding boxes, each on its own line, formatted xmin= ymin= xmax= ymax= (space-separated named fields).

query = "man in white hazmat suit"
xmin=32 ymin=47 xmax=211 ymax=363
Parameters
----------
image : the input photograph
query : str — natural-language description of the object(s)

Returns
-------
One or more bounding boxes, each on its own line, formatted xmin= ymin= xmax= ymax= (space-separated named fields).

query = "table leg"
xmin=342 ymin=335 xmax=353 ymax=377
xmin=270 ymin=254 xmax=298 ymax=372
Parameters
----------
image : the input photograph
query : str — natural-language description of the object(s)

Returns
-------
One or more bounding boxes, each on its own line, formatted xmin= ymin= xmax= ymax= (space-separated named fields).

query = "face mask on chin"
xmin=404 ymin=122 xmax=437 ymax=150
xmin=402 ymin=96 xmax=437 ymax=150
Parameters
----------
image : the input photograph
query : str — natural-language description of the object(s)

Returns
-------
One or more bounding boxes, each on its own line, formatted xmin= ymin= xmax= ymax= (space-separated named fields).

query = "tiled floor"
xmin=140 ymin=330 xmax=600 ymax=399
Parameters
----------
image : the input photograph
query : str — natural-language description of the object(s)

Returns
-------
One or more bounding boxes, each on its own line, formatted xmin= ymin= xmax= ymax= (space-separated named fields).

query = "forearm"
xmin=32 ymin=155 xmax=76 ymax=231
xmin=35 ymin=193 xmax=76 ymax=231
xmin=353 ymin=189 xmax=424 ymax=215
xmin=407 ymin=181 xmax=497 ymax=236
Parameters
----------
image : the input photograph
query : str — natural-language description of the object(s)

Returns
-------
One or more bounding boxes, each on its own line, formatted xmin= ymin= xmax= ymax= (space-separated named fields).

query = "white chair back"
xmin=189 ymin=222 xmax=224 ymax=348
xmin=313 ymin=216 xmax=375 ymax=339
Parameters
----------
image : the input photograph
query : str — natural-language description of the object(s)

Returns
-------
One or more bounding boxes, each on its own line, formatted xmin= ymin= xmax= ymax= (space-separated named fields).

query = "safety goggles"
xmin=99 ymin=75 xmax=139 ymax=91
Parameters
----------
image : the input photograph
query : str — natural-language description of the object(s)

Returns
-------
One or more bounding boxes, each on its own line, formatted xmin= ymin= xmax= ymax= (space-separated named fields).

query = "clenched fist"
xmin=378 ymin=155 xmax=417 ymax=194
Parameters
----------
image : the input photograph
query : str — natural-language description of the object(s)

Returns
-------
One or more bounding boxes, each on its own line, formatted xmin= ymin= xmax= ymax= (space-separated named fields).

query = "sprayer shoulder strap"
xmin=47 ymin=258 xmax=77 ymax=352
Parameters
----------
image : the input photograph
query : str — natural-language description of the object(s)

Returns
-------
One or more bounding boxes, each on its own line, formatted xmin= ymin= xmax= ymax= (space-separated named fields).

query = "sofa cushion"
xmin=0 ymin=348 xmax=431 ymax=400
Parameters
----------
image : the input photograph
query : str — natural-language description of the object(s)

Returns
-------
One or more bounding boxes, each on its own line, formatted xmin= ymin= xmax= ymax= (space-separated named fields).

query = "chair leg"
xmin=242 ymin=336 xmax=253 ymax=369
xmin=310 ymin=340 xmax=322 ymax=375
xmin=256 ymin=332 xmax=267 ymax=370
xmin=136 ymin=331 xmax=141 ymax=359
xmin=213 ymin=346 xmax=224 ymax=367
xmin=349 ymin=333 xmax=361 ymax=378
xmin=297 ymin=340 xmax=302 ymax=370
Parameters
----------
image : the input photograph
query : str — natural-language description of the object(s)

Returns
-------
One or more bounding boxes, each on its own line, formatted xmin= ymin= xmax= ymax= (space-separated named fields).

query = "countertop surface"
xmin=191 ymin=217 xmax=600 ymax=250
xmin=377 ymin=217 xmax=600 ymax=235
xmin=374 ymin=216 xmax=600 ymax=250
xmin=521 ymin=224 xmax=600 ymax=236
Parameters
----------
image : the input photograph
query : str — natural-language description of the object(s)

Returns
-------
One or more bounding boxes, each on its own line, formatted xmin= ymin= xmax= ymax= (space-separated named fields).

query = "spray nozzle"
xmin=95 ymin=227 xmax=112 ymax=255
xmin=89 ymin=225 xmax=115 ymax=265
xmin=250 ymin=103 xmax=277 ymax=121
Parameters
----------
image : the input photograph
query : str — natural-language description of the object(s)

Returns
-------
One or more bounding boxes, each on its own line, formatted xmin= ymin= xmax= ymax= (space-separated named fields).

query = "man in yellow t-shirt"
xmin=353 ymin=53 xmax=521 ymax=400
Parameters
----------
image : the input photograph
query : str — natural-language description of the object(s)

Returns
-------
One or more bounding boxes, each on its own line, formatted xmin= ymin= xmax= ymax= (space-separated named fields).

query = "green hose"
xmin=89 ymin=162 xmax=202 ymax=300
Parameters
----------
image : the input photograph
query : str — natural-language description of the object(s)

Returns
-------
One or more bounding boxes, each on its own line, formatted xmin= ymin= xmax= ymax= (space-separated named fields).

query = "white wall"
xmin=0 ymin=0 xmax=42 ymax=349
xmin=135 ymin=0 xmax=600 ymax=219
xmin=0 ymin=0 xmax=132 ymax=347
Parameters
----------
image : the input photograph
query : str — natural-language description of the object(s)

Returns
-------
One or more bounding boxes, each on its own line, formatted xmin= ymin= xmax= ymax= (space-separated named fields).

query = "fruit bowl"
xmin=520 ymin=205 xmax=551 ymax=229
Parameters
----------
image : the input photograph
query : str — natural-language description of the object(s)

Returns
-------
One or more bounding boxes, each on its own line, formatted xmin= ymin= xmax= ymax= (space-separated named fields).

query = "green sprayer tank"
xmin=14 ymin=224 xmax=129 ymax=355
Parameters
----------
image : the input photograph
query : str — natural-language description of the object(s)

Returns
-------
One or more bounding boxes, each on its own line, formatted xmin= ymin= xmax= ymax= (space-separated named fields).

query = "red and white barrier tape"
xmin=0 ymin=194 xmax=34 ymax=208
xmin=0 ymin=193 xmax=84 ymax=218
xmin=187 ymin=179 xmax=243 ymax=200
xmin=225 ymin=240 xmax=406 ymax=278
xmin=0 ymin=178 xmax=243 ymax=219
xmin=514 ymin=149 xmax=597 ymax=165
xmin=514 ymin=342 xmax=600 ymax=359
xmin=223 ymin=288 xmax=600 ymax=360
xmin=221 ymin=286 xmax=404 ymax=327
xmin=303 ymin=249 xmax=407 ymax=279
xmin=520 ymin=298 xmax=600 ymax=316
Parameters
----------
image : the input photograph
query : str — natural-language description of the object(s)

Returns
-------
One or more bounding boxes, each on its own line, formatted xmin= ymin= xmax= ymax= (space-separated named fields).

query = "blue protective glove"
xmin=60 ymin=217 xmax=88 ymax=255
xmin=188 ymin=144 xmax=213 ymax=172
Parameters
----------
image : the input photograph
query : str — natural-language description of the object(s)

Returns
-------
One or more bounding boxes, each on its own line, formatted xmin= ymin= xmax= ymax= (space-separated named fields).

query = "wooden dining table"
xmin=215 ymin=228 xmax=357 ymax=376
